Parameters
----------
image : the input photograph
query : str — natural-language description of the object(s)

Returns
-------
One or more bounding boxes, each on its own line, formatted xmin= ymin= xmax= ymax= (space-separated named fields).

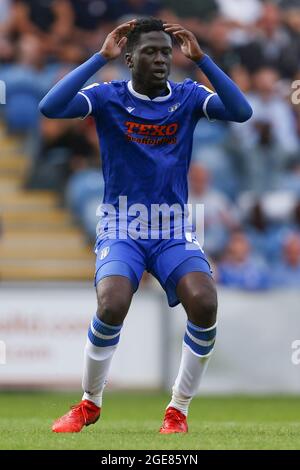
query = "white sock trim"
xmin=184 ymin=342 xmax=215 ymax=358
xmin=187 ymin=320 xmax=218 ymax=332
xmin=82 ymin=392 xmax=102 ymax=408
xmin=167 ymin=389 xmax=192 ymax=416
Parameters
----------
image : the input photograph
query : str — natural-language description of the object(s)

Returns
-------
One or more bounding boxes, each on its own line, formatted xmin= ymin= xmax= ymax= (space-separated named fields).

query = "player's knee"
xmin=188 ymin=287 xmax=218 ymax=328
xmin=96 ymin=276 xmax=133 ymax=325
xmin=97 ymin=291 xmax=130 ymax=326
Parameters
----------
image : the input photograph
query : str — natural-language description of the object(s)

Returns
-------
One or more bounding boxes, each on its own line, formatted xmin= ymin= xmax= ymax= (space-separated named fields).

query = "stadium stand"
xmin=1 ymin=0 xmax=300 ymax=288
xmin=0 ymin=120 xmax=94 ymax=281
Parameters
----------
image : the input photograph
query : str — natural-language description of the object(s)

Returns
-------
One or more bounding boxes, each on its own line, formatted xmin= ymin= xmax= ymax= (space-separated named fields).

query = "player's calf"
xmin=161 ymin=272 xmax=217 ymax=425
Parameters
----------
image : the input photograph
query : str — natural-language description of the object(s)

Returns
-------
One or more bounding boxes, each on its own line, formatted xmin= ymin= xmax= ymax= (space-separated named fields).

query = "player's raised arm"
xmin=163 ymin=23 xmax=253 ymax=123
xmin=39 ymin=20 xmax=136 ymax=119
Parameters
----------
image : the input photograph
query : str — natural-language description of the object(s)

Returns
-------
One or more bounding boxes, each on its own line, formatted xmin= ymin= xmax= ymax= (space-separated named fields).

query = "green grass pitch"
xmin=0 ymin=392 xmax=300 ymax=450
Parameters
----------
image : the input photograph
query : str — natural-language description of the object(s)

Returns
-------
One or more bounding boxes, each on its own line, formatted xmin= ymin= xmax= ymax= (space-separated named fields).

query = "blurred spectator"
xmin=192 ymin=135 xmax=239 ymax=199
xmin=9 ymin=0 xmax=74 ymax=38
xmin=1 ymin=34 xmax=57 ymax=132
xmin=55 ymin=40 xmax=87 ymax=66
xmin=293 ymin=200 xmax=300 ymax=232
xmin=107 ymin=0 xmax=162 ymax=22
xmin=66 ymin=1 xmax=164 ymax=52
xmin=1 ymin=0 xmax=300 ymax=288
xmin=235 ymin=2 xmax=298 ymax=78
xmin=0 ymin=0 xmax=11 ymax=30
xmin=201 ymin=17 xmax=241 ymax=74
xmin=281 ymin=3 xmax=300 ymax=76
xmin=243 ymin=199 xmax=289 ymax=262
xmin=217 ymin=230 xmax=271 ymax=290
xmin=279 ymin=161 xmax=300 ymax=196
xmin=271 ymin=233 xmax=300 ymax=287
xmin=245 ymin=200 xmax=271 ymax=256
xmin=65 ymin=153 xmax=104 ymax=240
xmin=230 ymin=67 xmax=299 ymax=192
xmin=216 ymin=0 xmax=262 ymax=25
xmin=162 ymin=0 xmax=218 ymax=19
xmin=70 ymin=0 xmax=112 ymax=30
xmin=229 ymin=64 xmax=252 ymax=93
xmin=28 ymin=118 xmax=97 ymax=191
xmin=188 ymin=164 xmax=240 ymax=257
xmin=0 ymin=33 xmax=15 ymax=64
xmin=95 ymin=62 xmax=128 ymax=82
xmin=239 ymin=190 xmax=298 ymax=225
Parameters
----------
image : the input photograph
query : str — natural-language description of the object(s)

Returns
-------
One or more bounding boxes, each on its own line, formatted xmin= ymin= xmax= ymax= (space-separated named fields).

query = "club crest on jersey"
xmin=99 ymin=246 xmax=110 ymax=260
xmin=168 ymin=102 xmax=180 ymax=113
xmin=126 ymin=107 xmax=135 ymax=113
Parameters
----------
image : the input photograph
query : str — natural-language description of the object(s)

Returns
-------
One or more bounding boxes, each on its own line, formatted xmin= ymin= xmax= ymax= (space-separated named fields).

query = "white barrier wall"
xmin=0 ymin=284 xmax=300 ymax=393
xmin=167 ymin=289 xmax=300 ymax=393
xmin=0 ymin=284 xmax=162 ymax=389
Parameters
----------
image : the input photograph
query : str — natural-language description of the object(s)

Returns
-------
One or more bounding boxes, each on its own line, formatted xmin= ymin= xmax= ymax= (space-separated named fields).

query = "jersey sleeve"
xmin=78 ymin=81 xmax=114 ymax=119
xmin=78 ymin=82 xmax=102 ymax=119
xmin=195 ymin=55 xmax=253 ymax=122
xmin=192 ymin=82 xmax=217 ymax=122
xmin=39 ymin=53 xmax=108 ymax=120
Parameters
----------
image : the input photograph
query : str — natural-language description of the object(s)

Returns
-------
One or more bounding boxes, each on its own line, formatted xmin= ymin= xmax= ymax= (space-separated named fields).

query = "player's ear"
xmin=125 ymin=52 xmax=133 ymax=69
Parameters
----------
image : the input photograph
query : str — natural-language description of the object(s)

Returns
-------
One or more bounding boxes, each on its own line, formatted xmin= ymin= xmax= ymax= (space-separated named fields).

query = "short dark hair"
xmin=126 ymin=17 xmax=172 ymax=52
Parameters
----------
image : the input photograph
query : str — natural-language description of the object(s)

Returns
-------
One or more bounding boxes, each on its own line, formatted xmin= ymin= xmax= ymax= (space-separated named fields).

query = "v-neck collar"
xmin=127 ymin=80 xmax=172 ymax=102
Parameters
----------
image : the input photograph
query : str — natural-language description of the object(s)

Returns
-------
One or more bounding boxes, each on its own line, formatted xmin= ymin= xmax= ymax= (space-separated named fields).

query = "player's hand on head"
xmin=99 ymin=19 xmax=136 ymax=61
xmin=163 ymin=23 xmax=205 ymax=62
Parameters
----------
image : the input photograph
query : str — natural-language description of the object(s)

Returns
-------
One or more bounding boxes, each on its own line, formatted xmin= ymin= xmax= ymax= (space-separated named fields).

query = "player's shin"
xmin=168 ymin=321 xmax=217 ymax=416
xmin=82 ymin=315 xmax=122 ymax=407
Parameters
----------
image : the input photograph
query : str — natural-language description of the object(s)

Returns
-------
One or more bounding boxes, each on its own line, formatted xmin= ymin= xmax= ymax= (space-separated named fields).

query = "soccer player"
xmin=39 ymin=17 xmax=252 ymax=434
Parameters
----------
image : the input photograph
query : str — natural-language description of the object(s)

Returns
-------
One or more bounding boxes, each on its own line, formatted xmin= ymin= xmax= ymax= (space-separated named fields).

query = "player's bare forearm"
xmin=99 ymin=20 xmax=136 ymax=60
xmin=163 ymin=23 xmax=205 ymax=62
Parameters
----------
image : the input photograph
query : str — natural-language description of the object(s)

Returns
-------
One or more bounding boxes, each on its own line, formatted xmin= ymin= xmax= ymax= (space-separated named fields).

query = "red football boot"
xmin=159 ymin=406 xmax=188 ymax=434
xmin=52 ymin=400 xmax=100 ymax=433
